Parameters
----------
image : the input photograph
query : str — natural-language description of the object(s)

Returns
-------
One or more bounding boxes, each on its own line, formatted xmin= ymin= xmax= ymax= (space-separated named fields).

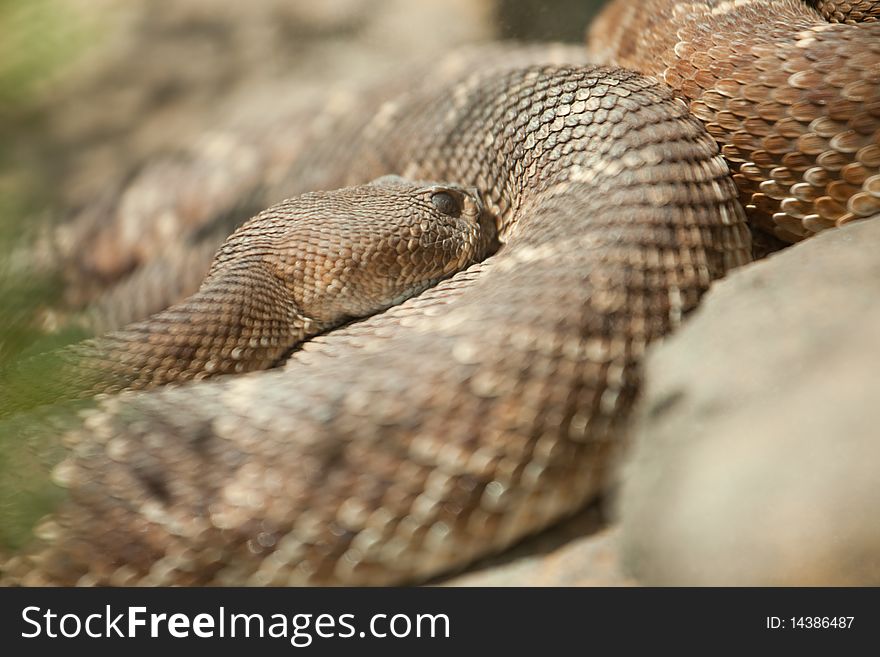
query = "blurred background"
xmin=0 ymin=0 xmax=608 ymax=367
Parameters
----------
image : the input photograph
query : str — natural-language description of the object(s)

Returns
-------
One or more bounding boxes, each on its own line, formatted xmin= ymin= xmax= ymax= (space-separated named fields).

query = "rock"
xmin=618 ymin=217 xmax=880 ymax=585
xmin=442 ymin=506 xmax=631 ymax=586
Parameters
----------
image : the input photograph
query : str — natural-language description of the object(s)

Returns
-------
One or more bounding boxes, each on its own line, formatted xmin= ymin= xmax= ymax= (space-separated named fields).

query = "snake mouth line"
xmin=268 ymin=243 xmax=504 ymax=371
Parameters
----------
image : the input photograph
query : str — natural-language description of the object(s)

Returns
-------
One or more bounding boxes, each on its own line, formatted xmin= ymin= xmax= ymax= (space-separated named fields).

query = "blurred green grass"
xmin=0 ymin=0 xmax=81 ymax=107
xmin=0 ymin=0 xmax=98 ymax=552
xmin=0 ymin=0 xmax=96 ymax=366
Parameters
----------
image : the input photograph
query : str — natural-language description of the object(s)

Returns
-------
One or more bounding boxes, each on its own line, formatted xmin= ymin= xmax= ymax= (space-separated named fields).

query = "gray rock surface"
xmin=443 ymin=506 xmax=630 ymax=586
xmin=618 ymin=217 xmax=880 ymax=585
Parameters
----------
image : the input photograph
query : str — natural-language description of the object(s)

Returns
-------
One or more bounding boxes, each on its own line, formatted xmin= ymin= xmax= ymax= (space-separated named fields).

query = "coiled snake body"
xmin=2 ymin=0 xmax=879 ymax=585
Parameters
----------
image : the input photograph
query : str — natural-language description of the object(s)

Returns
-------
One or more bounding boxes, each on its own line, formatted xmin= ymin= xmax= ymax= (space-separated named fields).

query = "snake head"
xmin=207 ymin=176 xmax=498 ymax=327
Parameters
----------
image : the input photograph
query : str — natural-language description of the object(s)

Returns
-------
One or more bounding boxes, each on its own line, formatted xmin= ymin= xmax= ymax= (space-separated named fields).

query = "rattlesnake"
xmin=2 ymin=0 xmax=878 ymax=585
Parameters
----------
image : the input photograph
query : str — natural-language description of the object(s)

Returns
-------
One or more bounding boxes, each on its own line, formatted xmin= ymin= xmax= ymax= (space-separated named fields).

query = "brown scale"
xmin=589 ymin=0 xmax=880 ymax=243
xmin=814 ymin=0 xmax=880 ymax=21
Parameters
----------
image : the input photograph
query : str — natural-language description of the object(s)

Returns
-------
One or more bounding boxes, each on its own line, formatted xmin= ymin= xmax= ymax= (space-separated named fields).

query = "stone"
xmin=442 ymin=505 xmax=630 ymax=586
xmin=618 ymin=217 xmax=880 ymax=585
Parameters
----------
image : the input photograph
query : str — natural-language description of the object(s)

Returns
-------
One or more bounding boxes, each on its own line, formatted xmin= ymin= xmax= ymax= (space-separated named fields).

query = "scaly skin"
xmin=588 ymin=0 xmax=880 ymax=241
xmin=2 ymin=0 xmax=878 ymax=585
xmin=0 ymin=178 xmax=494 ymax=413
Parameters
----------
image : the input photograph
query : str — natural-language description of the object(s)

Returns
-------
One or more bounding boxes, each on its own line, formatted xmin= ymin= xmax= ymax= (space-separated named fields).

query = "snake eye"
xmin=430 ymin=190 xmax=462 ymax=217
